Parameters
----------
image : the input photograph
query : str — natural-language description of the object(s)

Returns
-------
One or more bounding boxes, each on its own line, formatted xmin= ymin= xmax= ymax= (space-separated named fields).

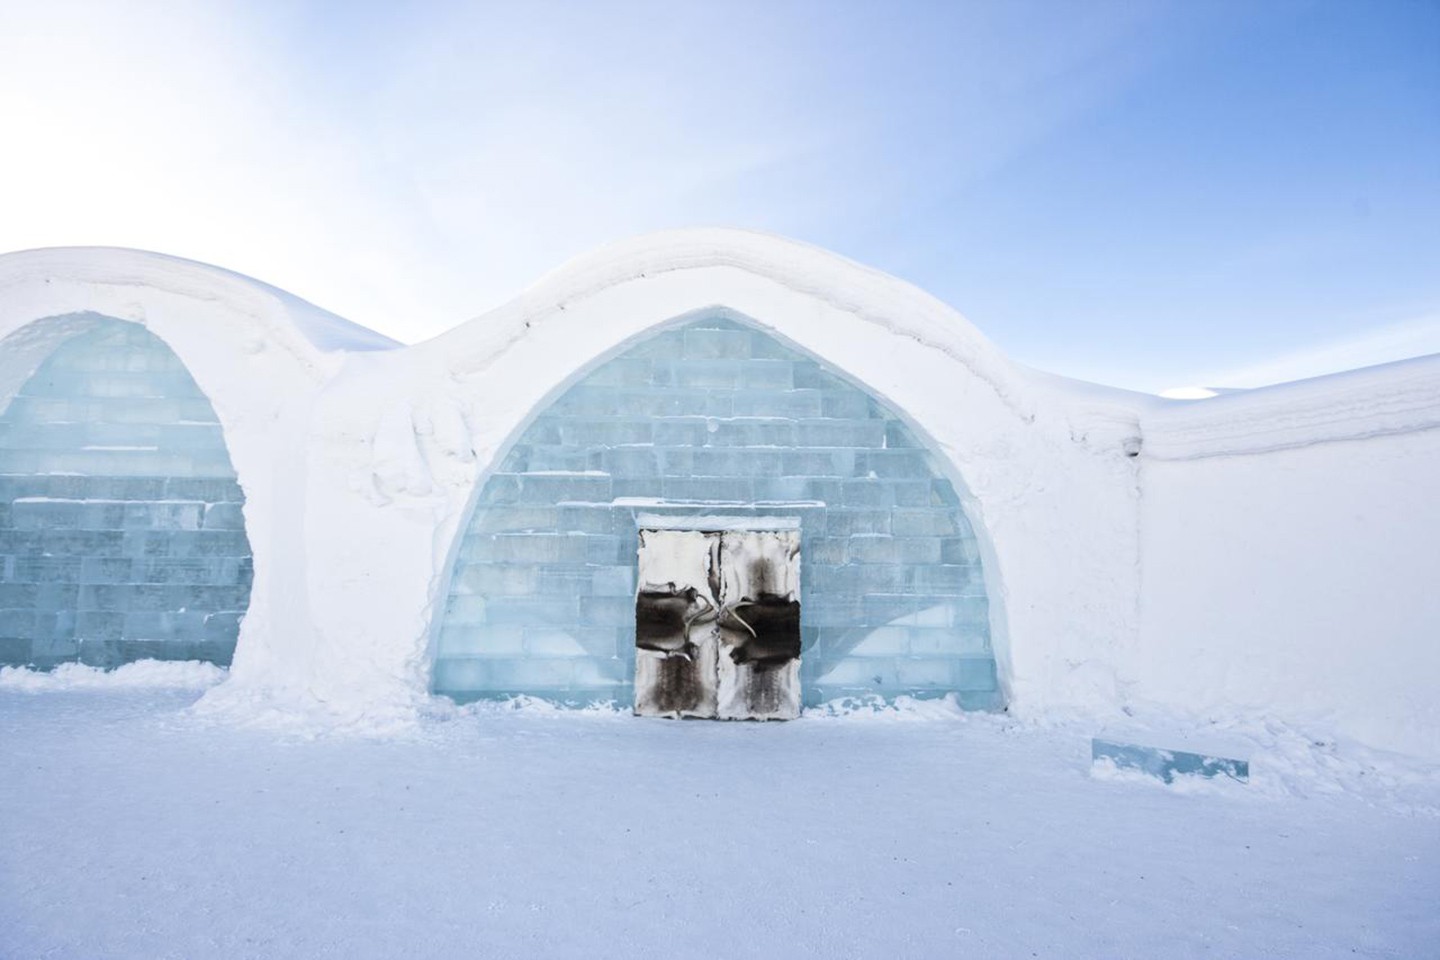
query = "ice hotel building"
xmin=0 ymin=232 xmax=1436 ymax=746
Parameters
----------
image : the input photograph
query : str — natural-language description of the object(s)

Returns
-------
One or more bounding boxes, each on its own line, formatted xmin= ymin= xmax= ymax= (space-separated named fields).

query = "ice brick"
xmin=0 ymin=318 xmax=253 ymax=669
xmin=1092 ymin=739 xmax=1250 ymax=783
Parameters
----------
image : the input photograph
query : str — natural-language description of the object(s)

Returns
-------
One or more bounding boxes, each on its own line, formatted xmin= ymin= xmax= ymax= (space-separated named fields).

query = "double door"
xmin=634 ymin=528 xmax=801 ymax=720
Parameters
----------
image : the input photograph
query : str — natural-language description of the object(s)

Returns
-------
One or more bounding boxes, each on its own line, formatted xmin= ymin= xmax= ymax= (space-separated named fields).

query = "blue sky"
xmin=1 ymin=0 xmax=1436 ymax=393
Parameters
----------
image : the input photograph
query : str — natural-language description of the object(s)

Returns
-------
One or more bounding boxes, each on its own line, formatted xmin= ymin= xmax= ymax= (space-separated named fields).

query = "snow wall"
xmin=0 ymin=233 xmax=1435 ymax=757
xmin=1136 ymin=358 xmax=1440 ymax=758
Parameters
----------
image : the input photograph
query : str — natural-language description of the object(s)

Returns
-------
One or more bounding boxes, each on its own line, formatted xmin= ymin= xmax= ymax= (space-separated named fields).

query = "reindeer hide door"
xmin=715 ymin=529 xmax=802 ymax=720
xmin=634 ymin=529 xmax=721 ymax=718
xmin=634 ymin=526 xmax=801 ymax=720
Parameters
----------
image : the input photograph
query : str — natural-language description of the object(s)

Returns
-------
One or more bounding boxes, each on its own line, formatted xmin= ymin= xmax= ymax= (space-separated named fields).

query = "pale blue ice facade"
xmin=0 ymin=317 xmax=253 ymax=668
xmin=9 ymin=236 xmax=1438 ymax=751
xmin=433 ymin=313 xmax=999 ymax=708
xmin=0 ymin=304 xmax=996 ymax=711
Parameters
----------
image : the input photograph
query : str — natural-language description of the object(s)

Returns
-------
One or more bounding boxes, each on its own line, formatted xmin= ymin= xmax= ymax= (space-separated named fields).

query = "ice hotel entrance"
xmin=6 ymin=235 xmax=1435 ymax=753
xmin=430 ymin=312 xmax=999 ymax=714
xmin=634 ymin=522 xmax=801 ymax=720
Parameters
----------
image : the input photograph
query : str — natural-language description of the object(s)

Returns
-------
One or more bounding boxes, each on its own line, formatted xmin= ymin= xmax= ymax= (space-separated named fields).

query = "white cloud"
xmin=0 ymin=0 xmax=1234 ymax=347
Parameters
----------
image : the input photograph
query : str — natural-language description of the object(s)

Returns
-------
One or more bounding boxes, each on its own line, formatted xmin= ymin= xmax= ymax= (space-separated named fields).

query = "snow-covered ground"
xmin=1 ymin=669 xmax=1436 ymax=960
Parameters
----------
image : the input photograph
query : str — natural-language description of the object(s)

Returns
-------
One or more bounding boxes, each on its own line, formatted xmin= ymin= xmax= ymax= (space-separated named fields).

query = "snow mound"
xmin=805 ymin=692 xmax=981 ymax=721
xmin=447 ymin=693 xmax=995 ymax=723
xmin=188 ymin=681 xmax=429 ymax=739
xmin=434 ymin=694 xmax=629 ymax=720
xmin=1077 ymin=704 xmax=1440 ymax=812
xmin=0 ymin=659 xmax=226 ymax=691
xmin=1089 ymin=756 xmax=1253 ymax=798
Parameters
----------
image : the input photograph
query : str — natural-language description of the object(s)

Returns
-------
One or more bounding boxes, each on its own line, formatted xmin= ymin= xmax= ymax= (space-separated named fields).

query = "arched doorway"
xmin=431 ymin=312 xmax=998 ymax=710
xmin=0 ymin=317 xmax=254 ymax=668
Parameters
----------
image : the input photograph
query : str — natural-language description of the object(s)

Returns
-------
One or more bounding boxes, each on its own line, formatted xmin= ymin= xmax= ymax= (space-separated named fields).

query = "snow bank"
xmin=448 ymin=695 xmax=629 ymax=720
xmin=0 ymin=659 xmax=225 ymax=691
xmin=1083 ymin=707 xmax=1440 ymax=811
xmin=805 ymin=692 xmax=988 ymax=722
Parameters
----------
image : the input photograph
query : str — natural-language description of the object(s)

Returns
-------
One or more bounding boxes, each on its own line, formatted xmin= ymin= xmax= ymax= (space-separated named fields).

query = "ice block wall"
xmin=432 ymin=314 xmax=996 ymax=708
xmin=0 ymin=317 xmax=253 ymax=668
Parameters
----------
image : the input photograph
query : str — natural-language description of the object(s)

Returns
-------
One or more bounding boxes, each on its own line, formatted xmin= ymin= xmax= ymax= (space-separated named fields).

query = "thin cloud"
xmin=2 ymin=0 xmax=1432 ymax=391
xmin=0 ymin=0 xmax=1172 ymax=343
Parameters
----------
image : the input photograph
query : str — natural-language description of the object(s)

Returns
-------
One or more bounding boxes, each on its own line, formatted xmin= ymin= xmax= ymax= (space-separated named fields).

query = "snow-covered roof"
xmin=418 ymin=227 xmax=1036 ymax=409
xmin=4 ymin=232 xmax=1436 ymax=449
xmin=1143 ymin=352 xmax=1440 ymax=459
xmin=0 ymin=245 xmax=399 ymax=356
xmin=406 ymin=227 xmax=1440 ymax=461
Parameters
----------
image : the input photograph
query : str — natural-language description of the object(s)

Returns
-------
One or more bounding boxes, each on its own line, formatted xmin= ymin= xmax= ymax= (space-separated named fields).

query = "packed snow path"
xmin=1 ymin=686 xmax=1436 ymax=959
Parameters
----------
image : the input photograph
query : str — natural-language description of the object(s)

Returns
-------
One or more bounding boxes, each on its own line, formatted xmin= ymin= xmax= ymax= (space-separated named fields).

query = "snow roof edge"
xmin=1141 ymin=351 xmax=1440 ymax=459
xmin=0 ymin=246 xmax=400 ymax=356
xmin=419 ymin=227 xmax=1050 ymax=417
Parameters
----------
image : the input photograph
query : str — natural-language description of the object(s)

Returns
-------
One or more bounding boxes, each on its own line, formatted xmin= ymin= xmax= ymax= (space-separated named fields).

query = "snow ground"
xmin=1 ymin=679 xmax=1436 ymax=960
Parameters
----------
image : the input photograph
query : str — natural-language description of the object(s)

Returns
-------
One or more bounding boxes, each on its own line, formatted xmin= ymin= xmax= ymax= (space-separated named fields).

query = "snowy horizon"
xmin=1 ymin=0 xmax=1436 ymax=393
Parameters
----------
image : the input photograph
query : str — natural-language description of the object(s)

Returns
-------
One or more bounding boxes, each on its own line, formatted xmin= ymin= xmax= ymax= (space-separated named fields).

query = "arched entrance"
xmin=0 ymin=317 xmax=254 ymax=668
xmin=431 ymin=311 xmax=998 ymax=710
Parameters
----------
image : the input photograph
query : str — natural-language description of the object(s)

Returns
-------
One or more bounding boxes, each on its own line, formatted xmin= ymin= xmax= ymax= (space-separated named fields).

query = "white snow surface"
xmin=2 ymin=229 xmax=1438 ymax=759
xmin=0 ymin=246 xmax=400 ymax=355
xmin=0 ymin=660 xmax=225 ymax=691
xmin=1 ymin=686 xmax=1436 ymax=959
xmin=1141 ymin=351 xmax=1440 ymax=460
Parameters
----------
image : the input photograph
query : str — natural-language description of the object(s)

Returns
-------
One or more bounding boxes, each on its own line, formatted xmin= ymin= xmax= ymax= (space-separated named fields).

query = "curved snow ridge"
xmin=0 ymin=246 xmax=399 ymax=358
xmin=423 ymin=228 xmax=1034 ymax=414
xmin=1142 ymin=352 xmax=1440 ymax=460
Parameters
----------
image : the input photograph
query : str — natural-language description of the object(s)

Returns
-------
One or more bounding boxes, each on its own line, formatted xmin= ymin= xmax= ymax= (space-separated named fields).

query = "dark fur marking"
xmin=742 ymin=664 xmax=787 ymax=714
xmin=651 ymin=653 xmax=705 ymax=714
xmin=635 ymin=583 xmax=700 ymax=656
xmin=724 ymin=593 xmax=801 ymax=667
